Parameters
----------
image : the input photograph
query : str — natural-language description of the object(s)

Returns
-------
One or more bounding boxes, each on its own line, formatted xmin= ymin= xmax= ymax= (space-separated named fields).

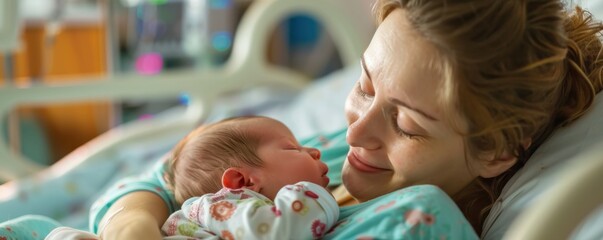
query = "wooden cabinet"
xmin=0 ymin=24 xmax=111 ymax=163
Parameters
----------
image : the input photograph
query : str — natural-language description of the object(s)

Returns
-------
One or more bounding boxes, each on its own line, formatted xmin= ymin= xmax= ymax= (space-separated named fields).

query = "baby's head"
xmin=167 ymin=116 xmax=328 ymax=204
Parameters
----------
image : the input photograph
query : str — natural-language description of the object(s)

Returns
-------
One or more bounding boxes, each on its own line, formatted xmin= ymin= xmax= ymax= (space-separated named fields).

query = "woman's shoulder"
xmin=342 ymin=185 xmax=452 ymax=212
xmin=330 ymin=185 xmax=478 ymax=240
xmin=390 ymin=184 xmax=451 ymax=202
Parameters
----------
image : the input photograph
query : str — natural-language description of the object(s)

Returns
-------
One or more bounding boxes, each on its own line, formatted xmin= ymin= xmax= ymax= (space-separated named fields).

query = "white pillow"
xmin=482 ymin=93 xmax=603 ymax=239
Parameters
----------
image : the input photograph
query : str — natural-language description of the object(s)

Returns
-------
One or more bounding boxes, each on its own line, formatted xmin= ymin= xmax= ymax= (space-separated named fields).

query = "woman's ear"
xmin=477 ymin=139 xmax=531 ymax=178
xmin=222 ymin=168 xmax=261 ymax=191
xmin=477 ymin=152 xmax=518 ymax=178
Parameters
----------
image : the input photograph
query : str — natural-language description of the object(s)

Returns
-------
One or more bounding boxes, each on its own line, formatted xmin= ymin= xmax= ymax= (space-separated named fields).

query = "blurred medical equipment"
xmin=2 ymin=0 xmax=109 ymax=167
xmin=0 ymin=0 xmax=21 ymax=54
xmin=0 ymin=0 xmax=366 ymax=181
xmin=0 ymin=0 xmax=28 ymax=175
xmin=124 ymin=0 xmax=237 ymax=65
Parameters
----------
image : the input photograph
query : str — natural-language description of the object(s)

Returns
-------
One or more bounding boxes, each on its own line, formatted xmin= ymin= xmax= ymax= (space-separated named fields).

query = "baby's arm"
xmin=100 ymin=191 xmax=169 ymax=240
xmin=166 ymin=182 xmax=338 ymax=239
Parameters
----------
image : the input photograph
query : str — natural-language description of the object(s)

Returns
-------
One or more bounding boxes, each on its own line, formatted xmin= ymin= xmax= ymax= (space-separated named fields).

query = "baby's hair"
xmin=165 ymin=116 xmax=267 ymax=204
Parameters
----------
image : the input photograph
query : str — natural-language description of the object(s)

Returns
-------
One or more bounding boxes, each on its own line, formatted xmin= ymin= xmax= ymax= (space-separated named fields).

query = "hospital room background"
xmin=0 ymin=0 xmax=375 ymax=230
xmin=1 ymin=0 xmax=603 ymax=239
xmin=0 ymin=0 xmax=375 ymax=168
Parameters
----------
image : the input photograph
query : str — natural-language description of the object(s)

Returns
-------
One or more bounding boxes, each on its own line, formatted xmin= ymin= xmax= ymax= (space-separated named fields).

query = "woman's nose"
xmin=304 ymin=147 xmax=321 ymax=160
xmin=346 ymin=103 xmax=384 ymax=150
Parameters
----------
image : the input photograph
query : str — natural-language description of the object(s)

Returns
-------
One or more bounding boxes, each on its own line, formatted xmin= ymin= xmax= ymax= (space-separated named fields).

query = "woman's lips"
xmin=347 ymin=150 xmax=389 ymax=173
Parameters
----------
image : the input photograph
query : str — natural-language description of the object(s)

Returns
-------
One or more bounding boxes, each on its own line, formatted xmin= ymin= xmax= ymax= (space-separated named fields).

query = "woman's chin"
xmin=342 ymin=163 xmax=384 ymax=202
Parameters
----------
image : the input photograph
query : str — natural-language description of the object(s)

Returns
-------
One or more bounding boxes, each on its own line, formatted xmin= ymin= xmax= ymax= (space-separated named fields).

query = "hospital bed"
xmin=1 ymin=0 xmax=602 ymax=239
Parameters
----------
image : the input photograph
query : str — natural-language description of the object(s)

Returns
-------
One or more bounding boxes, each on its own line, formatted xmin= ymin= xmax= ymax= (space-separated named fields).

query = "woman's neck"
xmin=453 ymin=181 xmax=492 ymax=236
xmin=332 ymin=185 xmax=359 ymax=206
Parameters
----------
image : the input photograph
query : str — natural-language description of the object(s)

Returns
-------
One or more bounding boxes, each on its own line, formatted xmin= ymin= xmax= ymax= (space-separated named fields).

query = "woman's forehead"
xmin=368 ymin=8 xmax=446 ymax=120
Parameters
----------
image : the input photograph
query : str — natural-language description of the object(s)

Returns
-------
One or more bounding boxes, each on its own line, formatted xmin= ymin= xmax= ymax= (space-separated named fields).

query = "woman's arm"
xmin=98 ymin=191 xmax=169 ymax=240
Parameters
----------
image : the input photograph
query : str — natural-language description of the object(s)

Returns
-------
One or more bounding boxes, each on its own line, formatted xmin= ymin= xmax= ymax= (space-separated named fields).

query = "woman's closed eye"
xmin=356 ymin=82 xmax=372 ymax=98
xmin=391 ymin=111 xmax=422 ymax=140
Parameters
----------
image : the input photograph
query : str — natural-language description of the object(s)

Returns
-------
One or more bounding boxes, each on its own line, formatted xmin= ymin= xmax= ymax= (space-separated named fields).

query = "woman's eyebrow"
xmin=360 ymin=55 xmax=373 ymax=81
xmin=363 ymin=53 xmax=439 ymax=121
xmin=389 ymin=97 xmax=439 ymax=121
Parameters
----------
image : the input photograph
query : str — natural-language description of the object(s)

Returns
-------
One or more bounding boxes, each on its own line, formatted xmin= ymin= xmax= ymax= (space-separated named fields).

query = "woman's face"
xmin=343 ymin=8 xmax=479 ymax=202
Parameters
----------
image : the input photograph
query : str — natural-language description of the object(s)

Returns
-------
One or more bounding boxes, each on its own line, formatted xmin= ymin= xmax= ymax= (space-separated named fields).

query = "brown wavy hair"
xmin=165 ymin=116 xmax=265 ymax=204
xmin=375 ymin=0 xmax=603 ymax=234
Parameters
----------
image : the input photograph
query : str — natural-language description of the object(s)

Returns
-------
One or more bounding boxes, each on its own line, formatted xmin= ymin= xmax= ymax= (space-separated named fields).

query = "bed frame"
xmin=0 ymin=0 xmax=365 ymax=181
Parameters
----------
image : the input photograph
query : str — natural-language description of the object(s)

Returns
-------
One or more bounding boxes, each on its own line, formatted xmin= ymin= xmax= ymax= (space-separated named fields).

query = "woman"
xmin=93 ymin=0 xmax=603 ymax=239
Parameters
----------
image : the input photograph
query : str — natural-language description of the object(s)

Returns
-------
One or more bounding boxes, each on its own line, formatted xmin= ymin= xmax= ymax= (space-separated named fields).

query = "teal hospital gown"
xmin=0 ymin=215 xmax=61 ymax=240
xmin=89 ymin=128 xmax=478 ymax=239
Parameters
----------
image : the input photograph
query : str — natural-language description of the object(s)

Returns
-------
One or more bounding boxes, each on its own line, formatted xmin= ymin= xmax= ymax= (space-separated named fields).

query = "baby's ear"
xmin=222 ymin=167 xmax=262 ymax=192
xmin=222 ymin=168 xmax=247 ymax=189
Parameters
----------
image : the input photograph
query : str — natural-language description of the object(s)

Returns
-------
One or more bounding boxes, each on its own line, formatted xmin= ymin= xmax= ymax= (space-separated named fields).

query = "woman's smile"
xmin=347 ymin=150 xmax=390 ymax=173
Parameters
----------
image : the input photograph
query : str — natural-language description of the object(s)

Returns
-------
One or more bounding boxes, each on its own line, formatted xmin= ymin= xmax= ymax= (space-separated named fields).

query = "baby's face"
xmin=246 ymin=118 xmax=329 ymax=200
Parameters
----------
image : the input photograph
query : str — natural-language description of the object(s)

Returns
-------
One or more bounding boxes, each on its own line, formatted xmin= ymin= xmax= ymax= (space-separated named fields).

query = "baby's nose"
xmin=304 ymin=147 xmax=321 ymax=160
